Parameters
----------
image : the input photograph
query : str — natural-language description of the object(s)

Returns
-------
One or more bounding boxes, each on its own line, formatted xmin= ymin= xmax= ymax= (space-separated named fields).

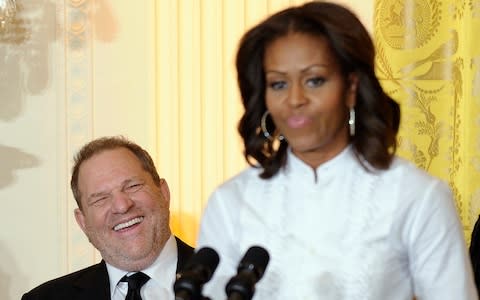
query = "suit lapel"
xmin=66 ymin=238 xmax=191 ymax=299
xmin=72 ymin=261 xmax=111 ymax=300
xmin=175 ymin=236 xmax=194 ymax=272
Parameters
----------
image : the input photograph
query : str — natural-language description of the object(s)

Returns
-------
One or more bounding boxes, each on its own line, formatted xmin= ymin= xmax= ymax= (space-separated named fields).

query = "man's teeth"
xmin=114 ymin=217 xmax=144 ymax=231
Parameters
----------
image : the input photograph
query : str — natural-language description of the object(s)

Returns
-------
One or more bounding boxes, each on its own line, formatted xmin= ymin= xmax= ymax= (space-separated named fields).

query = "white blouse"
xmin=197 ymin=147 xmax=477 ymax=300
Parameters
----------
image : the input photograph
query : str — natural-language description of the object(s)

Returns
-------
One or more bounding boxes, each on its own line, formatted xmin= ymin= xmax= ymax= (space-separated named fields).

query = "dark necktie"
xmin=121 ymin=272 xmax=150 ymax=300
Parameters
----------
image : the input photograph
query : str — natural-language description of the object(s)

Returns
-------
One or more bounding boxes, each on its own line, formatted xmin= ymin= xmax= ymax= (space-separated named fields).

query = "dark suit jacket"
xmin=470 ymin=215 xmax=480 ymax=296
xmin=22 ymin=237 xmax=193 ymax=300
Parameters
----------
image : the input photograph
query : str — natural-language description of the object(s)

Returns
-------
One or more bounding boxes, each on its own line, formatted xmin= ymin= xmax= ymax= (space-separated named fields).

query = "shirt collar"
xmin=106 ymin=234 xmax=177 ymax=297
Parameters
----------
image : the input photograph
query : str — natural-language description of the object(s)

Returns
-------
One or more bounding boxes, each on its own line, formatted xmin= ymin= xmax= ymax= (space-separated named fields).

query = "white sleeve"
xmin=403 ymin=179 xmax=478 ymax=299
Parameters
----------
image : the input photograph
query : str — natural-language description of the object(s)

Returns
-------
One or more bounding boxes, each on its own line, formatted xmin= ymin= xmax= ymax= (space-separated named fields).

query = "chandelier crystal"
xmin=0 ymin=0 xmax=16 ymax=31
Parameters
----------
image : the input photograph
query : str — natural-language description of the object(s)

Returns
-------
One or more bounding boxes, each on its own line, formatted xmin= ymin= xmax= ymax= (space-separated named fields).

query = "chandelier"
xmin=0 ymin=0 xmax=16 ymax=31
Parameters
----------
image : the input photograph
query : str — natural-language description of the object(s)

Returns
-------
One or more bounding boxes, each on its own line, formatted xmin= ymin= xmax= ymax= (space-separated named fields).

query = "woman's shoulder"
xmin=382 ymin=155 xmax=450 ymax=191
xmin=389 ymin=155 xmax=436 ymax=176
xmin=213 ymin=165 xmax=264 ymax=194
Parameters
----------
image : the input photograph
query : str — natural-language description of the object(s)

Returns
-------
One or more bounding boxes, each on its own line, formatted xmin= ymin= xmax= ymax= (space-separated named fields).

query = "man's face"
xmin=74 ymin=148 xmax=171 ymax=271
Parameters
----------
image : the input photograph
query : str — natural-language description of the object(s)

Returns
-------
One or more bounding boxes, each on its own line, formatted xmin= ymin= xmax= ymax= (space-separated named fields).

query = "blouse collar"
xmin=282 ymin=145 xmax=355 ymax=184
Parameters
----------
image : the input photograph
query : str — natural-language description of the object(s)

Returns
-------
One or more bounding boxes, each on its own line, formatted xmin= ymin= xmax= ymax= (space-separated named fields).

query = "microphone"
xmin=174 ymin=247 xmax=220 ymax=300
xmin=225 ymin=246 xmax=270 ymax=300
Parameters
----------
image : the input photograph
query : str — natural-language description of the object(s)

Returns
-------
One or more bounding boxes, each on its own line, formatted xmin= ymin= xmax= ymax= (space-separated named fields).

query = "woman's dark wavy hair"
xmin=236 ymin=1 xmax=400 ymax=179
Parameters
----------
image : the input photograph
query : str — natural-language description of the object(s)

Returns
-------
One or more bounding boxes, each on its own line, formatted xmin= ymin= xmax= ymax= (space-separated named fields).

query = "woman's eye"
xmin=306 ymin=77 xmax=325 ymax=87
xmin=268 ymin=81 xmax=287 ymax=90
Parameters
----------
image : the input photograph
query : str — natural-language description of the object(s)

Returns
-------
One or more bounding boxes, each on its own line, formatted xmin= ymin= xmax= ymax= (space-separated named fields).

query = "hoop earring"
xmin=349 ymin=107 xmax=355 ymax=137
xmin=261 ymin=111 xmax=284 ymax=141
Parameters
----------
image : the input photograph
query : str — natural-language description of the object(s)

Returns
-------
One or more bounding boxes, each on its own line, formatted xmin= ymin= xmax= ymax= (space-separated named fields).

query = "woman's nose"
xmin=287 ymin=83 xmax=307 ymax=107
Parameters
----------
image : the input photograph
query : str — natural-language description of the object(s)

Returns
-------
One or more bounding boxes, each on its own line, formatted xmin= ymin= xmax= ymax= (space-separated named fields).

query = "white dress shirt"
xmin=197 ymin=146 xmax=478 ymax=299
xmin=108 ymin=234 xmax=178 ymax=300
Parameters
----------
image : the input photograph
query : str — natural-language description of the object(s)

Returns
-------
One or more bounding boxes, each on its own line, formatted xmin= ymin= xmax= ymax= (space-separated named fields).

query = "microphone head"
xmin=174 ymin=247 xmax=219 ymax=299
xmin=238 ymin=246 xmax=270 ymax=281
xmin=225 ymin=246 xmax=270 ymax=299
xmin=183 ymin=247 xmax=220 ymax=283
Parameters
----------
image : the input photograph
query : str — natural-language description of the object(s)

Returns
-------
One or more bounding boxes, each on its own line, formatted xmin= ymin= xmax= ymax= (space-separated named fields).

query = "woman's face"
xmin=264 ymin=32 xmax=357 ymax=168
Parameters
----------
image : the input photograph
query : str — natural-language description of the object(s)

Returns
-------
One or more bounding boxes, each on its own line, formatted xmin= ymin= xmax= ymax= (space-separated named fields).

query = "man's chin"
xmin=109 ymin=253 xmax=157 ymax=271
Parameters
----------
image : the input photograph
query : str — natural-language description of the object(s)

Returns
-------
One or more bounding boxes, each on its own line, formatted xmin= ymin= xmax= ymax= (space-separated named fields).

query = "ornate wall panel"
xmin=64 ymin=0 xmax=96 ymax=271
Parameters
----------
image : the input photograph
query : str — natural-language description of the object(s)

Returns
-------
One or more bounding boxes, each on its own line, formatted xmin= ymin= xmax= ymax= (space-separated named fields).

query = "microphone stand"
xmin=174 ymin=290 xmax=211 ymax=300
xmin=225 ymin=292 xmax=244 ymax=300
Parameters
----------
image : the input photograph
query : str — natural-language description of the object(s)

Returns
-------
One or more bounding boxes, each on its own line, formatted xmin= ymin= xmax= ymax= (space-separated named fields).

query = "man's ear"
xmin=74 ymin=208 xmax=87 ymax=233
xmin=159 ymin=178 xmax=170 ymax=203
xmin=346 ymin=73 xmax=359 ymax=108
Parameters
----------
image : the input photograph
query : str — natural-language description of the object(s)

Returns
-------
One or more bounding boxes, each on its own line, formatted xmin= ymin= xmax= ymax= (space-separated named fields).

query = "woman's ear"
xmin=346 ymin=73 xmax=359 ymax=108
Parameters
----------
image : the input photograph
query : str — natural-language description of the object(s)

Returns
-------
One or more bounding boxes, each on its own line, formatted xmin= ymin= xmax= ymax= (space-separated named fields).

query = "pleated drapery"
xmin=374 ymin=0 xmax=480 ymax=241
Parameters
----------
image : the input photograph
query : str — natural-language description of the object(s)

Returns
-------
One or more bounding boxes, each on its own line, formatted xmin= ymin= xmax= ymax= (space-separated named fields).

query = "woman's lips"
xmin=287 ymin=115 xmax=311 ymax=128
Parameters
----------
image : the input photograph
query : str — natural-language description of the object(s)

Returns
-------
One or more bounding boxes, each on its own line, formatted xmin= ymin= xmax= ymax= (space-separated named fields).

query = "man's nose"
xmin=111 ymin=191 xmax=134 ymax=213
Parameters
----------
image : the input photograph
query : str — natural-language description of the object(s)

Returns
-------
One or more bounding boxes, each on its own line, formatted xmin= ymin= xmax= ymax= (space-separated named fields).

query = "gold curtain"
xmin=374 ymin=0 xmax=480 ymax=242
